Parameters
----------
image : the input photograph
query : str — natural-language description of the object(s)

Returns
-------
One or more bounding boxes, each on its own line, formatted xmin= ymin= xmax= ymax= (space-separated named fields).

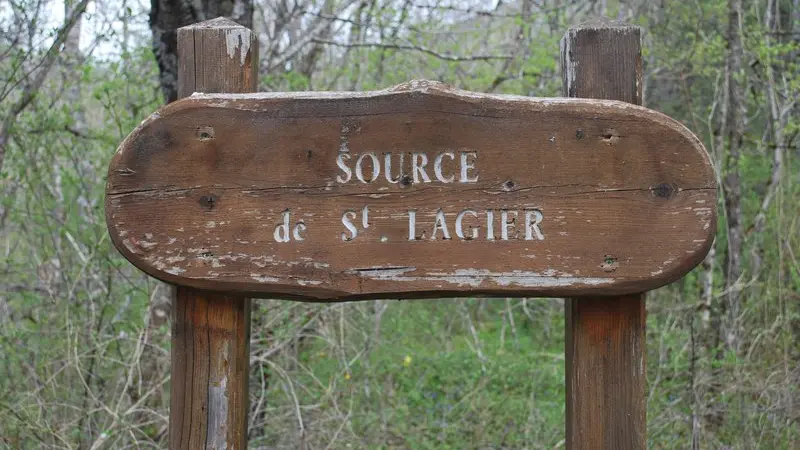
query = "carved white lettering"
xmin=355 ymin=152 xmax=380 ymax=183
xmin=274 ymin=210 xmax=307 ymax=242
xmin=336 ymin=153 xmax=352 ymax=183
xmin=431 ymin=209 xmax=451 ymax=240
xmin=274 ymin=210 xmax=292 ymax=242
xmin=362 ymin=205 xmax=370 ymax=229
xmin=336 ymin=150 xmax=479 ymax=185
xmin=525 ymin=209 xmax=545 ymax=240
xmin=501 ymin=210 xmax=517 ymax=240
xmin=293 ymin=221 xmax=306 ymax=241
xmin=384 ymin=152 xmax=404 ymax=183
xmin=486 ymin=209 xmax=495 ymax=240
xmin=341 ymin=210 xmax=358 ymax=241
xmin=407 ymin=210 xmax=417 ymax=240
xmin=406 ymin=208 xmax=543 ymax=242
xmin=412 ymin=153 xmax=431 ymax=184
xmin=456 ymin=209 xmax=479 ymax=240
xmin=434 ymin=151 xmax=455 ymax=183
xmin=459 ymin=151 xmax=479 ymax=183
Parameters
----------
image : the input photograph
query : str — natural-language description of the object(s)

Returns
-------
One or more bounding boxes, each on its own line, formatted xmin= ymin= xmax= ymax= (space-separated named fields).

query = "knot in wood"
xmin=650 ymin=183 xmax=677 ymax=199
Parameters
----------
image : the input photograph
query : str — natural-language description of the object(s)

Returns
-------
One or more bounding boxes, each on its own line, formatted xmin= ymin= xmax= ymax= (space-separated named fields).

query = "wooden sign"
xmin=106 ymin=80 xmax=716 ymax=301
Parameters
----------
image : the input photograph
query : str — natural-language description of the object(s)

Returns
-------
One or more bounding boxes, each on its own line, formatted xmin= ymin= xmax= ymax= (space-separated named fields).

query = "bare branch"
xmin=311 ymin=38 xmax=513 ymax=62
xmin=0 ymin=0 xmax=89 ymax=174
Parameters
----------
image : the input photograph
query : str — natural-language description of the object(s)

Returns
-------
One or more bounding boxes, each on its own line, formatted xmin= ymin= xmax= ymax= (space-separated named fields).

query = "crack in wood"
xmin=107 ymin=184 xmax=715 ymax=198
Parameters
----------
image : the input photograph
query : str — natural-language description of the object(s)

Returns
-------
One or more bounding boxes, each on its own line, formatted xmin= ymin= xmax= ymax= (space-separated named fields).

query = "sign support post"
xmin=562 ymin=21 xmax=647 ymax=450
xmin=170 ymin=18 xmax=258 ymax=450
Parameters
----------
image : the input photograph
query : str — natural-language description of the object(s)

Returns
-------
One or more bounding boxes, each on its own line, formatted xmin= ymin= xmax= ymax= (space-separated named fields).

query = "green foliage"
xmin=250 ymin=300 xmax=567 ymax=449
xmin=1 ymin=43 xmax=165 ymax=448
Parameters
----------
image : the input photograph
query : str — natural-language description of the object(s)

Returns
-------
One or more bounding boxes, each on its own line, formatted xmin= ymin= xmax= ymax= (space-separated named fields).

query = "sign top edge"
xmin=183 ymin=79 xmax=631 ymax=108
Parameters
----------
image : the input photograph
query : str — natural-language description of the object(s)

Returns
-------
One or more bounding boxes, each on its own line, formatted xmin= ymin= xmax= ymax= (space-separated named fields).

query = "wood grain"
xmin=105 ymin=80 xmax=716 ymax=301
xmin=170 ymin=289 xmax=251 ymax=450
xmin=169 ymin=17 xmax=255 ymax=450
xmin=565 ymin=295 xmax=646 ymax=449
xmin=563 ymin=20 xmax=648 ymax=450
xmin=176 ymin=17 xmax=258 ymax=100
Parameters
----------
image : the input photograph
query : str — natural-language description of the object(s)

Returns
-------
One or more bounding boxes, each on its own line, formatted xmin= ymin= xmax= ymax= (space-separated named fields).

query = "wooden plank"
xmin=561 ymin=19 xmax=643 ymax=104
xmin=106 ymin=82 xmax=716 ymax=301
xmin=176 ymin=18 xmax=258 ymax=100
xmin=170 ymin=288 xmax=251 ymax=449
xmin=562 ymin=19 xmax=648 ymax=450
xmin=565 ymin=295 xmax=646 ymax=448
xmin=169 ymin=17 xmax=256 ymax=450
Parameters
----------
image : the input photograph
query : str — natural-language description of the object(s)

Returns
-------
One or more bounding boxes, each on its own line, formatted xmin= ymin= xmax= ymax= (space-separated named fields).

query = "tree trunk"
xmin=721 ymin=0 xmax=745 ymax=357
xmin=149 ymin=0 xmax=253 ymax=103
xmin=0 ymin=0 xmax=88 ymax=175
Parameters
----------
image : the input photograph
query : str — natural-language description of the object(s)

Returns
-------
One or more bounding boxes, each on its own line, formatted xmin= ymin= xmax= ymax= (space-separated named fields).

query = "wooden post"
xmin=561 ymin=20 xmax=647 ymax=450
xmin=171 ymin=17 xmax=257 ymax=450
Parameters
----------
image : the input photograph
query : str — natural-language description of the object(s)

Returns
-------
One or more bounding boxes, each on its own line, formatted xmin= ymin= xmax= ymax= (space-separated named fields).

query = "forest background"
xmin=1 ymin=0 xmax=798 ymax=448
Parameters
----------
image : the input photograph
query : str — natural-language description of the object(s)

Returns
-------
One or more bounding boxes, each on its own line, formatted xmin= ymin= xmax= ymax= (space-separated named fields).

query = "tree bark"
xmin=721 ymin=0 xmax=745 ymax=356
xmin=149 ymin=0 xmax=253 ymax=103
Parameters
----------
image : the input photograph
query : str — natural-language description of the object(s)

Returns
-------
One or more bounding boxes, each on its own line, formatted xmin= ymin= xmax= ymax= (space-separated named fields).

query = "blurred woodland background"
xmin=1 ymin=0 xmax=799 ymax=448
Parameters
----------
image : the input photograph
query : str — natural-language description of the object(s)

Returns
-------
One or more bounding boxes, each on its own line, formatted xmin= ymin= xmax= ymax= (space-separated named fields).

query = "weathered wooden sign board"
xmin=106 ymin=81 xmax=716 ymax=301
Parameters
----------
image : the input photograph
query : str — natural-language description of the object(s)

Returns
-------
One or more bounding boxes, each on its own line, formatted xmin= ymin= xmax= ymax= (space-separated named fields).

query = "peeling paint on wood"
xmin=348 ymin=267 xmax=613 ymax=288
xmin=207 ymin=347 xmax=229 ymax=450
xmin=170 ymin=290 xmax=249 ymax=450
xmin=224 ymin=28 xmax=251 ymax=66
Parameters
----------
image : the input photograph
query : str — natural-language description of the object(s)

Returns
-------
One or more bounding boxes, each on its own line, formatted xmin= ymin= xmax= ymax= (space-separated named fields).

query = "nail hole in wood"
xmin=199 ymin=194 xmax=217 ymax=209
xmin=197 ymin=126 xmax=215 ymax=141
xmin=601 ymin=128 xmax=619 ymax=145
xmin=600 ymin=255 xmax=618 ymax=272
